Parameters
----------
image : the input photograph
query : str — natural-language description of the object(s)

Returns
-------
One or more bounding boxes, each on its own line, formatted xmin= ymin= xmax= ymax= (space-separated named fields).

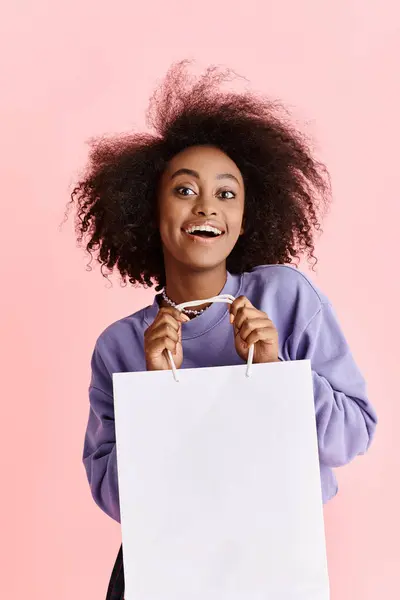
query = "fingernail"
xmin=229 ymin=314 xmax=234 ymax=324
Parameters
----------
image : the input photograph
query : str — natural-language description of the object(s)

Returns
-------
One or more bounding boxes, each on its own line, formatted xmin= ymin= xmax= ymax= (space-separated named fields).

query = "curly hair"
xmin=66 ymin=60 xmax=331 ymax=290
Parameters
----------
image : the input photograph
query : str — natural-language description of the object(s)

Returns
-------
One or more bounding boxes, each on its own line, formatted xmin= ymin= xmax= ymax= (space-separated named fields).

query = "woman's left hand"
xmin=230 ymin=296 xmax=279 ymax=363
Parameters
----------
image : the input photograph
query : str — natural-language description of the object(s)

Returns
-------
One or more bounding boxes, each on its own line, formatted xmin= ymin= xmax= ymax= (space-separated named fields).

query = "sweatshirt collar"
xmin=143 ymin=271 xmax=243 ymax=340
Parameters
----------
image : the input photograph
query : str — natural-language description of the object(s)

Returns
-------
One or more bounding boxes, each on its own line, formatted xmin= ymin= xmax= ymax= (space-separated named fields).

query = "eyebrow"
xmin=170 ymin=168 xmax=240 ymax=185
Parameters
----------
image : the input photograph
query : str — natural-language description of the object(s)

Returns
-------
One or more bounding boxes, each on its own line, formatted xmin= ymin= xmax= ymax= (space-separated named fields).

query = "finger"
xmin=229 ymin=296 xmax=254 ymax=323
xmin=238 ymin=317 xmax=272 ymax=342
xmin=146 ymin=335 xmax=178 ymax=357
xmin=233 ymin=306 xmax=265 ymax=331
xmin=145 ymin=310 xmax=188 ymax=337
xmin=158 ymin=306 xmax=190 ymax=324
xmin=245 ymin=327 xmax=278 ymax=347
xmin=156 ymin=313 xmax=183 ymax=332
xmin=148 ymin=323 xmax=180 ymax=344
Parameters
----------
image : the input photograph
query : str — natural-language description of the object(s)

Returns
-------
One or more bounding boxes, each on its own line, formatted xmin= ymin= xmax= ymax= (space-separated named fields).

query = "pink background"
xmin=1 ymin=2 xmax=399 ymax=598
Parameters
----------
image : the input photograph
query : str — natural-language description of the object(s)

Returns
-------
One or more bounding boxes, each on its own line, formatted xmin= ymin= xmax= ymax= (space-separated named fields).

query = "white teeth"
xmin=185 ymin=225 xmax=222 ymax=236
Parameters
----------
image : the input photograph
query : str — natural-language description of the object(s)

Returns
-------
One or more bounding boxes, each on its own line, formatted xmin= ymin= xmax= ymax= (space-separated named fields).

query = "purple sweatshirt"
xmin=83 ymin=265 xmax=377 ymax=522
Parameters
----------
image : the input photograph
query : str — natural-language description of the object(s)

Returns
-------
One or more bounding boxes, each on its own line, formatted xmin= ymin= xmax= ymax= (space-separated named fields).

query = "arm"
xmin=83 ymin=343 xmax=120 ymax=522
xmin=287 ymin=302 xmax=377 ymax=468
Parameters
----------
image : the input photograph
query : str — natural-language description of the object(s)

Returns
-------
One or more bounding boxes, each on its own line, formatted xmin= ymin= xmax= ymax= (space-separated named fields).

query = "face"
xmin=157 ymin=145 xmax=245 ymax=275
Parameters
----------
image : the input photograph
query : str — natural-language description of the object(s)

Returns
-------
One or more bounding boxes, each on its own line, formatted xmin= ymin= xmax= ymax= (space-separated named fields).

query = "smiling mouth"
xmin=182 ymin=225 xmax=225 ymax=239
xmin=185 ymin=230 xmax=223 ymax=239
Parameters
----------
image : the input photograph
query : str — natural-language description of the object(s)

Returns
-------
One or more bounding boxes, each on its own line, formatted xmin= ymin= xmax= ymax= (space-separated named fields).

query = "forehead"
xmin=164 ymin=145 xmax=243 ymax=180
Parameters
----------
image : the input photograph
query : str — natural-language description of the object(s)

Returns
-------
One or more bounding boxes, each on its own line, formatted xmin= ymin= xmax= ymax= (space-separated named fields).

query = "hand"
xmin=144 ymin=307 xmax=190 ymax=371
xmin=230 ymin=296 xmax=279 ymax=364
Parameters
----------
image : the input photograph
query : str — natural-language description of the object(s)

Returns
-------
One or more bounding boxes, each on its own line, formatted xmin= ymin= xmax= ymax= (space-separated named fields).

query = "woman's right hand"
xmin=144 ymin=307 xmax=190 ymax=371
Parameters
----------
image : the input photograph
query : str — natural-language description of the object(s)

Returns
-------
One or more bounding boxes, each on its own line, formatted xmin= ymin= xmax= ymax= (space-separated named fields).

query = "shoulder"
xmin=94 ymin=305 xmax=149 ymax=358
xmin=242 ymin=264 xmax=330 ymax=328
xmin=245 ymin=264 xmax=329 ymax=302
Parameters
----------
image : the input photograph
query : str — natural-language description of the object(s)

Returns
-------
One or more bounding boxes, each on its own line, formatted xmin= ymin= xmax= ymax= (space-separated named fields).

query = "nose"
xmin=192 ymin=196 xmax=218 ymax=217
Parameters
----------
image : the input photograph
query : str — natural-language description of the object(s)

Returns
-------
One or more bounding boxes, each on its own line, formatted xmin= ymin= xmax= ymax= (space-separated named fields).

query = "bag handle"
xmin=167 ymin=294 xmax=254 ymax=382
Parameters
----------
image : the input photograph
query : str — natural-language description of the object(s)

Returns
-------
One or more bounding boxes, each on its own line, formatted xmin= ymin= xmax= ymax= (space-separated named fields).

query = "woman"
xmin=68 ymin=60 xmax=377 ymax=598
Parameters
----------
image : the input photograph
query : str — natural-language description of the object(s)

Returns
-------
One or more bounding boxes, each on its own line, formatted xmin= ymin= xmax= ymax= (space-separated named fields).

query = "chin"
xmin=179 ymin=254 xmax=227 ymax=273
xmin=184 ymin=260 xmax=224 ymax=272
xmin=164 ymin=243 xmax=231 ymax=274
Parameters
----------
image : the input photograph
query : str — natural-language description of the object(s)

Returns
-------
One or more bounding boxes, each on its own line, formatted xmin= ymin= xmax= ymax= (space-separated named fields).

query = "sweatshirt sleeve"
xmin=288 ymin=302 xmax=377 ymax=468
xmin=83 ymin=341 xmax=121 ymax=523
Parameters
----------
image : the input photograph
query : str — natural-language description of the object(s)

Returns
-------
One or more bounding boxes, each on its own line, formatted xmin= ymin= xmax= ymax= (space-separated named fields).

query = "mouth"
xmin=182 ymin=224 xmax=225 ymax=242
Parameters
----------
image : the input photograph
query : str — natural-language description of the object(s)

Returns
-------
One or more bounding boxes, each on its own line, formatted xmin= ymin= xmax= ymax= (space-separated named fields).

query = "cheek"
xmin=229 ymin=205 xmax=245 ymax=235
xmin=157 ymin=200 xmax=181 ymax=246
xmin=156 ymin=202 xmax=169 ymax=247
xmin=157 ymin=195 xmax=171 ymax=228
xmin=158 ymin=216 xmax=172 ymax=247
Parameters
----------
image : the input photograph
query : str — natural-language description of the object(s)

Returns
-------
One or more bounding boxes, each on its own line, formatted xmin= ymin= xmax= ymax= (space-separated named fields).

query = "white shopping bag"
xmin=113 ymin=356 xmax=330 ymax=600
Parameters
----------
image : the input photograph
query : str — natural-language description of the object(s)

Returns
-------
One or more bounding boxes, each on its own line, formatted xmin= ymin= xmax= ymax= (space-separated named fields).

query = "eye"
xmin=218 ymin=189 xmax=236 ymax=200
xmin=174 ymin=186 xmax=196 ymax=197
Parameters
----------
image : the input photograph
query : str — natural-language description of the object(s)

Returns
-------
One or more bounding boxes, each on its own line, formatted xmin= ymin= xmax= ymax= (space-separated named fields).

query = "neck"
xmin=163 ymin=262 xmax=228 ymax=306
